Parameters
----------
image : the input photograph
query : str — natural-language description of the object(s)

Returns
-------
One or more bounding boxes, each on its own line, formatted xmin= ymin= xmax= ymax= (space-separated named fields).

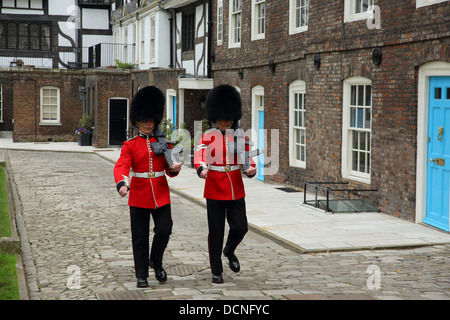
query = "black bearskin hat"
xmin=205 ymin=84 xmax=242 ymax=124
xmin=130 ymin=86 xmax=165 ymax=127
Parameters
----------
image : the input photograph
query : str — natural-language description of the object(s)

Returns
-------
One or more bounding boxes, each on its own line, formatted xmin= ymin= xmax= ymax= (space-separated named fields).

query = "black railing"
xmin=0 ymin=49 xmax=53 ymax=68
xmin=0 ymin=43 xmax=125 ymax=69
xmin=80 ymin=0 xmax=111 ymax=4
xmin=91 ymin=43 xmax=129 ymax=68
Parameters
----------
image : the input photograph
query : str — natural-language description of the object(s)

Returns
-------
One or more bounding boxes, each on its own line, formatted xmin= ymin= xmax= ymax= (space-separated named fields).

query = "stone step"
xmin=0 ymin=131 xmax=12 ymax=138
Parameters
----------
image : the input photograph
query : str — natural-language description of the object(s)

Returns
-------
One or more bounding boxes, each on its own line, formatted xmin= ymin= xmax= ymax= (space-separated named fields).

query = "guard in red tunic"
xmin=114 ymin=86 xmax=182 ymax=288
xmin=194 ymin=84 xmax=257 ymax=283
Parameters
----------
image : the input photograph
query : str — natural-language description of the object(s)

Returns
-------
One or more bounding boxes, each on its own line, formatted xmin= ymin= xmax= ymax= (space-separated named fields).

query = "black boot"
xmin=136 ymin=278 xmax=148 ymax=288
xmin=150 ymin=260 xmax=167 ymax=283
xmin=226 ymin=253 xmax=240 ymax=273
xmin=212 ymin=274 xmax=224 ymax=284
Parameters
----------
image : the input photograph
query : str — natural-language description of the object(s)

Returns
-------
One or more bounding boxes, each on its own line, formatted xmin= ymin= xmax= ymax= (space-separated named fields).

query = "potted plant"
xmin=75 ymin=113 xmax=92 ymax=146
xmin=16 ymin=59 xmax=24 ymax=67
xmin=114 ymin=59 xmax=135 ymax=69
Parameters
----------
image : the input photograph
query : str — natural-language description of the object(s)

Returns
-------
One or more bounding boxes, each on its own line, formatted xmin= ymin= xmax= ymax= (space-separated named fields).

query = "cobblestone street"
xmin=5 ymin=150 xmax=450 ymax=301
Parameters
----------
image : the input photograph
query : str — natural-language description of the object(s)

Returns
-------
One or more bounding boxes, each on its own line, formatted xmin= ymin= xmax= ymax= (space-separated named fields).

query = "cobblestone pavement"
xmin=5 ymin=150 xmax=450 ymax=301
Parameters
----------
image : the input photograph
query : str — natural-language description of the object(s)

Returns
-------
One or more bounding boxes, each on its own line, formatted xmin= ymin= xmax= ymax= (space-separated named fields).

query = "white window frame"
xmin=342 ymin=77 xmax=372 ymax=184
xmin=123 ymin=28 xmax=128 ymax=63
xmin=416 ymin=0 xmax=449 ymax=8
xmin=132 ymin=23 xmax=137 ymax=64
xmin=228 ymin=0 xmax=242 ymax=48
xmin=289 ymin=0 xmax=309 ymax=35
xmin=217 ymin=0 xmax=223 ymax=45
xmin=289 ymin=80 xmax=307 ymax=168
xmin=251 ymin=0 xmax=265 ymax=41
xmin=140 ymin=19 xmax=145 ymax=64
xmin=40 ymin=86 xmax=60 ymax=125
xmin=344 ymin=0 xmax=374 ymax=23
xmin=251 ymin=85 xmax=264 ymax=175
xmin=150 ymin=16 xmax=156 ymax=62
xmin=166 ymin=88 xmax=177 ymax=127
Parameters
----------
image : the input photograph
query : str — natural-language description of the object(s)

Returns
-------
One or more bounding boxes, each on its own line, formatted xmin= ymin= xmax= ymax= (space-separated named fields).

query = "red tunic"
xmin=194 ymin=128 xmax=256 ymax=201
xmin=114 ymin=134 xmax=178 ymax=209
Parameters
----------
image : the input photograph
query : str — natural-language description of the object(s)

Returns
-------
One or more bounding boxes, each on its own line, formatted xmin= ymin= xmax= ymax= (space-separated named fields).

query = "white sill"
xmin=39 ymin=122 xmax=62 ymax=126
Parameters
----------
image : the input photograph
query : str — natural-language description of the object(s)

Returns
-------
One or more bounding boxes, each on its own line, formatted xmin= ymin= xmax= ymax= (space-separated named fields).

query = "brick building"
xmin=7 ymin=68 xmax=86 ymax=142
xmin=1 ymin=0 xmax=449 ymax=232
xmin=209 ymin=0 xmax=450 ymax=231
xmin=0 ymin=0 xmax=113 ymax=139
xmin=111 ymin=0 xmax=214 ymax=135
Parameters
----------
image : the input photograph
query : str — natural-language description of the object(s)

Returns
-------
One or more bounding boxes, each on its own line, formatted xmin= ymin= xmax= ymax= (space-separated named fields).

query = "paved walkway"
xmin=1 ymin=139 xmax=449 ymax=302
xmin=1 ymin=138 xmax=449 ymax=253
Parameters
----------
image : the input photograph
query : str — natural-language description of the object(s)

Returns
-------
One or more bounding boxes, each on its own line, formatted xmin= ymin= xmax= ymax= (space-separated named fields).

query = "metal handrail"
xmin=303 ymin=181 xmax=378 ymax=213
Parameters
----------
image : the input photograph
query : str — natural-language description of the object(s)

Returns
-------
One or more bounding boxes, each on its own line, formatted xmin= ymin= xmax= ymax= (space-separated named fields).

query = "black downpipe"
xmin=207 ymin=0 xmax=212 ymax=78
xmin=169 ymin=12 xmax=174 ymax=68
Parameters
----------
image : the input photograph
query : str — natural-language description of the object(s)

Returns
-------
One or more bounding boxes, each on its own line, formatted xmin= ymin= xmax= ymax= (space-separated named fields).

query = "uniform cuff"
xmin=196 ymin=165 xmax=205 ymax=178
xmin=116 ymin=181 xmax=126 ymax=193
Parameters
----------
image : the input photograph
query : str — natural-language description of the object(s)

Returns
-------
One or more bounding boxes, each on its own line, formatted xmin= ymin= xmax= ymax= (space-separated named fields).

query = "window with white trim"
xmin=140 ymin=19 xmax=145 ymax=63
xmin=40 ymin=86 xmax=60 ymax=125
xmin=344 ymin=0 xmax=374 ymax=23
xmin=217 ymin=0 xmax=223 ymax=45
xmin=123 ymin=29 xmax=128 ymax=63
xmin=251 ymin=0 xmax=265 ymax=40
xmin=289 ymin=0 xmax=309 ymax=34
xmin=132 ymin=24 xmax=137 ymax=64
xmin=342 ymin=77 xmax=372 ymax=183
xmin=229 ymin=0 xmax=242 ymax=48
xmin=289 ymin=80 xmax=306 ymax=168
xmin=150 ymin=16 xmax=156 ymax=62
xmin=416 ymin=0 xmax=449 ymax=8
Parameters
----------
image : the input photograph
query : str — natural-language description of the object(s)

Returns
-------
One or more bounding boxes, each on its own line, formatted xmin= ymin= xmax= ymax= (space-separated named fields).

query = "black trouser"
xmin=129 ymin=205 xmax=173 ymax=279
xmin=206 ymin=198 xmax=248 ymax=275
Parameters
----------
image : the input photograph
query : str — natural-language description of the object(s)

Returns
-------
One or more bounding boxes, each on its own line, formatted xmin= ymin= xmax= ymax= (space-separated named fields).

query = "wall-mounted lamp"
xmin=238 ymin=68 xmax=244 ymax=80
xmin=372 ymin=48 xmax=382 ymax=66
xmin=269 ymin=59 xmax=276 ymax=72
xmin=314 ymin=54 xmax=321 ymax=69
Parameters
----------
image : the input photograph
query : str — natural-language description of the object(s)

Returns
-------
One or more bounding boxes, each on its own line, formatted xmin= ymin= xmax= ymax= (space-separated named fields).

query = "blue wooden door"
xmin=424 ymin=76 xmax=450 ymax=232
xmin=257 ymin=110 xmax=264 ymax=181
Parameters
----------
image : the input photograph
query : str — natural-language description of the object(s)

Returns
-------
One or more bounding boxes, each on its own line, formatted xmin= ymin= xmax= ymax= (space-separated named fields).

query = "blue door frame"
xmin=424 ymin=76 xmax=450 ymax=232
xmin=257 ymin=110 xmax=264 ymax=181
xmin=172 ymin=96 xmax=177 ymax=130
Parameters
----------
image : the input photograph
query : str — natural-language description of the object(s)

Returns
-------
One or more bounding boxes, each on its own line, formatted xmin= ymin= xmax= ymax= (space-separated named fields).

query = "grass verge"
xmin=0 ymin=165 xmax=20 ymax=300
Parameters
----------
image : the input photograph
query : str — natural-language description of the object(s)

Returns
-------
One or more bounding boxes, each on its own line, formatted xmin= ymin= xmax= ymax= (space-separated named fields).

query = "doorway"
xmin=252 ymin=86 xmax=265 ymax=181
xmin=424 ymin=76 xmax=450 ymax=232
xmin=109 ymin=98 xmax=128 ymax=146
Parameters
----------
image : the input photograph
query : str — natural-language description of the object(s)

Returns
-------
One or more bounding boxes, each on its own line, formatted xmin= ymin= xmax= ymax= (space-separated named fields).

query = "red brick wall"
xmin=86 ymin=68 xmax=184 ymax=148
xmin=86 ymin=71 xmax=132 ymax=148
xmin=211 ymin=0 xmax=450 ymax=221
xmin=11 ymin=69 xmax=85 ymax=142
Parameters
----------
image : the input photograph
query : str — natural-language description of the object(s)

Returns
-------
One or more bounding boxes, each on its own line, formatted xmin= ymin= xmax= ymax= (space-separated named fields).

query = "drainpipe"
xmin=207 ymin=0 xmax=212 ymax=78
xmin=158 ymin=0 xmax=174 ymax=68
